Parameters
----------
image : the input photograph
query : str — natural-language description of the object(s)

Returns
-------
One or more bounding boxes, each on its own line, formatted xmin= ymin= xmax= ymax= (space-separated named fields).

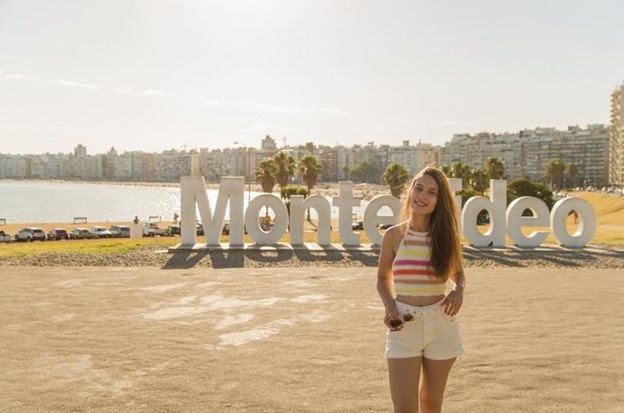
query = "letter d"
xmin=461 ymin=180 xmax=507 ymax=247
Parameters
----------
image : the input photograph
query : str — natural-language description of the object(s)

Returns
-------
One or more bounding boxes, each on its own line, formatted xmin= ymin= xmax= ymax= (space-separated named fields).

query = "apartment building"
xmin=522 ymin=125 xmax=609 ymax=186
xmin=154 ymin=150 xmax=200 ymax=181
xmin=442 ymin=125 xmax=609 ymax=186
xmin=610 ymin=84 xmax=624 ymax=186
xmin=442 ymin=131 xmax=524 ymax=179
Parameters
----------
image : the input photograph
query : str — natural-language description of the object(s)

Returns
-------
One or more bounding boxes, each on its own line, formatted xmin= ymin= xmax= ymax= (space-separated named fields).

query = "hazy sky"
xmin=1 ymin=0 xmax=623 ymax=155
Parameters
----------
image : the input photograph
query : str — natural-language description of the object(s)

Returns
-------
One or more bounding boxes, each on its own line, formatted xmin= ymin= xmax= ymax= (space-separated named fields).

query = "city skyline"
xmin=1 ymin=1 xmax=623 ymax=155
xmin=0 ymin=122 xmax=608 ymax=156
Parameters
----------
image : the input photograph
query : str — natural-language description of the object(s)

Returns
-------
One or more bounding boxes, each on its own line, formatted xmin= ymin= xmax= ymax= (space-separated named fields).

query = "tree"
xmin=342 ymin=165 xmax=351 ymax=180
xmin=255 ymin=159 xmax=277 ymax=193
xmin=382 ymin=163 xmax=409 ymax=198
xmin=440 ymin=164 xmax=451 ymax=177
xmin=507 ymin=179 xmax=555 ymax=209
xmin=350 ymin=161 xmax=379 ymax=183
xmin=274 ymin=151 xmax=296 ymax=193
xmin=544 ymin=159 xmax=566 ymax=190
xmin=470 ymin=168 xmax=489 ymax=194
xmin=450 ymin=161 xmax=471 ymax=189
xmin=484 ymin=156 xmax=505 ymax=180
xmin=298 ymin=155 xmax=322 ymax=193
xmin=566 ymin=163 xmax=578 ymax=188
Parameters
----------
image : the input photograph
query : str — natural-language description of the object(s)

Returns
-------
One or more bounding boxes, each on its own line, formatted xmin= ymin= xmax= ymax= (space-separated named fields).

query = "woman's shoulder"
xmin=381 ymin=222 xmax=406 ymax=243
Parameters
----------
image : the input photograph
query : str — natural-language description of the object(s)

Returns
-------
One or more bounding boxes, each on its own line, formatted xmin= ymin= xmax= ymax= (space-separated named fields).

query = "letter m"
xmin=180 ymin=176 xmax=245 ymax=246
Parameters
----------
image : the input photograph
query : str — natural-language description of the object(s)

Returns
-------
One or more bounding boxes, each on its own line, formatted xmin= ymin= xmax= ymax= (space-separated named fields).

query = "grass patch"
xmin=1 ymin=191 xmax=622 ymax=260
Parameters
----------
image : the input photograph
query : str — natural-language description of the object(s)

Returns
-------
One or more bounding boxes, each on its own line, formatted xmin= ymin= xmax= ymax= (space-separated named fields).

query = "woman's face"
xmin=410 ymin=174 xmax=439 ymax=217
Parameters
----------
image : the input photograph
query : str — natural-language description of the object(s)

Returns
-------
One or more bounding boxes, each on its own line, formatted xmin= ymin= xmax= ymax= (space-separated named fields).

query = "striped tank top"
xmin=392 ymin=228 xmax=447 ymax=297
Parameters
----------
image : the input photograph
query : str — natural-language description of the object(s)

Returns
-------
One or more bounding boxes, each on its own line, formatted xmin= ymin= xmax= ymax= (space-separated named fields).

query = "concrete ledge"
xmin=169 ymin=242 xmax=380 ymax=252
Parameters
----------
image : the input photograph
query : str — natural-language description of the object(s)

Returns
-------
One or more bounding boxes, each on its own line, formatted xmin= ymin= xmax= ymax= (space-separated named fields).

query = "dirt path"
xmin=1 ymin=266 xmax=623 ymax=412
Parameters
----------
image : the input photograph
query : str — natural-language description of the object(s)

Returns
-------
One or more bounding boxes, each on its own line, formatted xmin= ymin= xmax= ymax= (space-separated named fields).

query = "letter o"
xmin=245 ymin=194 xmax=288 ymax=244
xmin=550 ymin=197 xmax=596 ymax=247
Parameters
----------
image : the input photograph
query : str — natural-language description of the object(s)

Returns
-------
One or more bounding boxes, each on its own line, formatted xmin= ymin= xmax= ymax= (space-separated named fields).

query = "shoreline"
xmin=0 ymin=177 xmax=390 ymax=199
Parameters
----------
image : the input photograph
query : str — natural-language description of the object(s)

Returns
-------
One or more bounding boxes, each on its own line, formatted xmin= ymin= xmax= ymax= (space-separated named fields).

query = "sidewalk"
xmin=1 ymin=266 xmax=622 ymax=412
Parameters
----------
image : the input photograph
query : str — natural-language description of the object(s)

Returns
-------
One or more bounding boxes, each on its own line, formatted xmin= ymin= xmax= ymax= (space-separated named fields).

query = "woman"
xmin=377 ymin=166 xmax=465 ymax=413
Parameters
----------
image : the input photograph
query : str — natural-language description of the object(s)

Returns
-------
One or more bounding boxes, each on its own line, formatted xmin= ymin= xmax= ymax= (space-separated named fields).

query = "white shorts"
xmin=385 ymin=299 xmax=464 ymax=360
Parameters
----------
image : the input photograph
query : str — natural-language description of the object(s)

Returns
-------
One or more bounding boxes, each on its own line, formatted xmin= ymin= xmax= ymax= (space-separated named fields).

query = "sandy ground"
xmin=1 ymin=266 xmax=623 ymax=413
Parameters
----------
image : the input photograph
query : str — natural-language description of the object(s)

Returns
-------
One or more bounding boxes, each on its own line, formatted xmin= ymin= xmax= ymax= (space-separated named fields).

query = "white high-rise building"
xmin=609 ymin=83 xmax=624 ymax=186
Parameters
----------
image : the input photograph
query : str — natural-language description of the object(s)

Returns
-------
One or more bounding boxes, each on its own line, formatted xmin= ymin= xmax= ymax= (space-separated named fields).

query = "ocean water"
xmin=0 ymin=181 xmax=187 ymax=223
xmin=0 ymin=181 xmax=389 ymax=224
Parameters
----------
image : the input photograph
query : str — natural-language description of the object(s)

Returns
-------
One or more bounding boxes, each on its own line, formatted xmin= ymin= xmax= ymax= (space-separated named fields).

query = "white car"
xmin=0 ymin=230 xmax=11 ymax=243
xmin=110 ymin=225 xmax=131 ymax=238
xmin=15 ymin=227 xmax=46 ymax=242
xmin=91 ymin=226 xmax=113 ymax=238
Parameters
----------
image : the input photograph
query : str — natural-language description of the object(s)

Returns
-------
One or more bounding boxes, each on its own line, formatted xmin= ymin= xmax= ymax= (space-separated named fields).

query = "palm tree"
xmin=440 ymin=164 xmax=452 ymax=177
xmin=545 ymin=159 xmax=566 ymax=189
xmin=470 ymin=168 xmax=489 ymax=194
xmin=450 ymin=161 xmax=472 ymax=189
xmin=342 ymin=165 xmax=351 ymax=180
xmin=298 ymin=155 xmax=322 ymax=193
xmin=382 ymin=163 xmax=409 ymax=198
xmin=255 ymin=158 xmax=277 ymax=220
xmin=566 ymin=163 xmax=578 ymax=188
xmin=484 ymin=156 xmax=505 ymax=179
xmin=256 ymin=159 xmax=277 ymax=193
xmin=274 ymin=151 xmax=296 ymax=193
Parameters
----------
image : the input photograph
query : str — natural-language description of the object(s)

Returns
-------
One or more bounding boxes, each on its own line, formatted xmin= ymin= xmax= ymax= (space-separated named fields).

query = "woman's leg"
xmin=419 ymin=357 xmax=456 ymax=413
xmin=387 ymin=356 xmax=422 ymax=413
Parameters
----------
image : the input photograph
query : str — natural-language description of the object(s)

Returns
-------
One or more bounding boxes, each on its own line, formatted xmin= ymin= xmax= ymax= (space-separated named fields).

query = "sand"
xmin=1 ymin=266 xmax=623 ymax=412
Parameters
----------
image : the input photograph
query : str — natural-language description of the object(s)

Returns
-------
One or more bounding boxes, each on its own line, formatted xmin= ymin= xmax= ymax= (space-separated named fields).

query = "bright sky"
xmin=1 ymin=0 xmax=623 ymax=155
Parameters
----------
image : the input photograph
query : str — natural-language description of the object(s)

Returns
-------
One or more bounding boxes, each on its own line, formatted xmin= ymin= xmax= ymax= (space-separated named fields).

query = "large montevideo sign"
xmin=178 ymin=176 xmax=596 ymax=249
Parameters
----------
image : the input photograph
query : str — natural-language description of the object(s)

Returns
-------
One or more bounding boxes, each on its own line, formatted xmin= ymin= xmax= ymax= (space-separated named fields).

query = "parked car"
xmin=166 ymin=223 xmax=204 ymax=236
xmin=352 ymin=220 xmax=364 ymax=230
xmin=70 ymin=228 xmax=97 ymax=239
xmin=15 ymin=227 xmax=46 ymax=242
xmin=167 ymin=224 xmax=181 ymax=236
xmin=47 ymin=228 xmax=69 ymax=240
xmin=110 ymin=225 xmax=131 ymax=238
xmin=0 ymin=230 xmax=11 ymax=243
xmin=91 ymin=226 xmax=113 ymax=238
xmin=142 ymin=222 xmax=167 ymax=237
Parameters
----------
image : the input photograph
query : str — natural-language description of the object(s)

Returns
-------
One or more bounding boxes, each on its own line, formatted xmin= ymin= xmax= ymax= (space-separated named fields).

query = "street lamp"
xmin=233 ymin=141 xmax=252 ymax=203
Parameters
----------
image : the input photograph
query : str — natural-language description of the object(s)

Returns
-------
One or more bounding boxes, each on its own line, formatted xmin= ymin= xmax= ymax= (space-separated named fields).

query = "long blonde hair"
xmin=399 ymin=166 xmax=462 ymax=280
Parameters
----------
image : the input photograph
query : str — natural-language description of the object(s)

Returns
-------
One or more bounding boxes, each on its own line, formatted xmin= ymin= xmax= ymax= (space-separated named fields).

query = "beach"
xmin=1 ymin=265 xmax=623 ymax=412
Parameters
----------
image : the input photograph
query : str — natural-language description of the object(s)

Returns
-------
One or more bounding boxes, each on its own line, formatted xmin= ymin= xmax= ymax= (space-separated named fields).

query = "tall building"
xmin=74 ymin=144 xmax=87 ymax=157
xmin=442 ymin=125 xmax=609 ymax=186
xmin=609 ymin=83 xmax=624 ymax=186
xmin=261 ymin=135 xmax=277 ymax=151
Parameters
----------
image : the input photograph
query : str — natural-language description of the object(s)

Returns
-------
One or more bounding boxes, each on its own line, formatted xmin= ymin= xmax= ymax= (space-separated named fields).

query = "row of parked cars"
xmin=0 ymin=225 xmax=133 ymax=242
xmin=0 ymin=222 xmax=208 ymax=243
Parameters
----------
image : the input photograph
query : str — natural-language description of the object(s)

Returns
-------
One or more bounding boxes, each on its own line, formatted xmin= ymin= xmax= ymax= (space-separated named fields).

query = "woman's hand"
xmin=442 ymin=287 xmax=463 ymax=316
xmin=384 ymin=306 xmax=403 ymax=331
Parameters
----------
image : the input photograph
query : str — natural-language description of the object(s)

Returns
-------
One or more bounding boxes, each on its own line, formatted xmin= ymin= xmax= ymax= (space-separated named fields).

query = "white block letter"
xmin=290 ymin=195 xmax=332 ymax=246
xmin=461 ymin=180 xmax=507 ymax=247
xmin=363 ymin=195 xmax=402 ymax=246
xmin=506 ymin=197 xmax=549 ymax=247
xmin=245 ymin=194 xmax=288 ymax=244
xmin=550 ymin=197 xmax=596 ymax=247
xmin=333 ymin=181 xmax=361 ymax=247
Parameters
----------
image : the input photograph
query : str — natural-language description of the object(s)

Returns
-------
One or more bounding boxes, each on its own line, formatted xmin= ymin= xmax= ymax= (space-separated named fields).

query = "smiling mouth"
xmin=414 ymin=201 xmax=427 ymax=207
